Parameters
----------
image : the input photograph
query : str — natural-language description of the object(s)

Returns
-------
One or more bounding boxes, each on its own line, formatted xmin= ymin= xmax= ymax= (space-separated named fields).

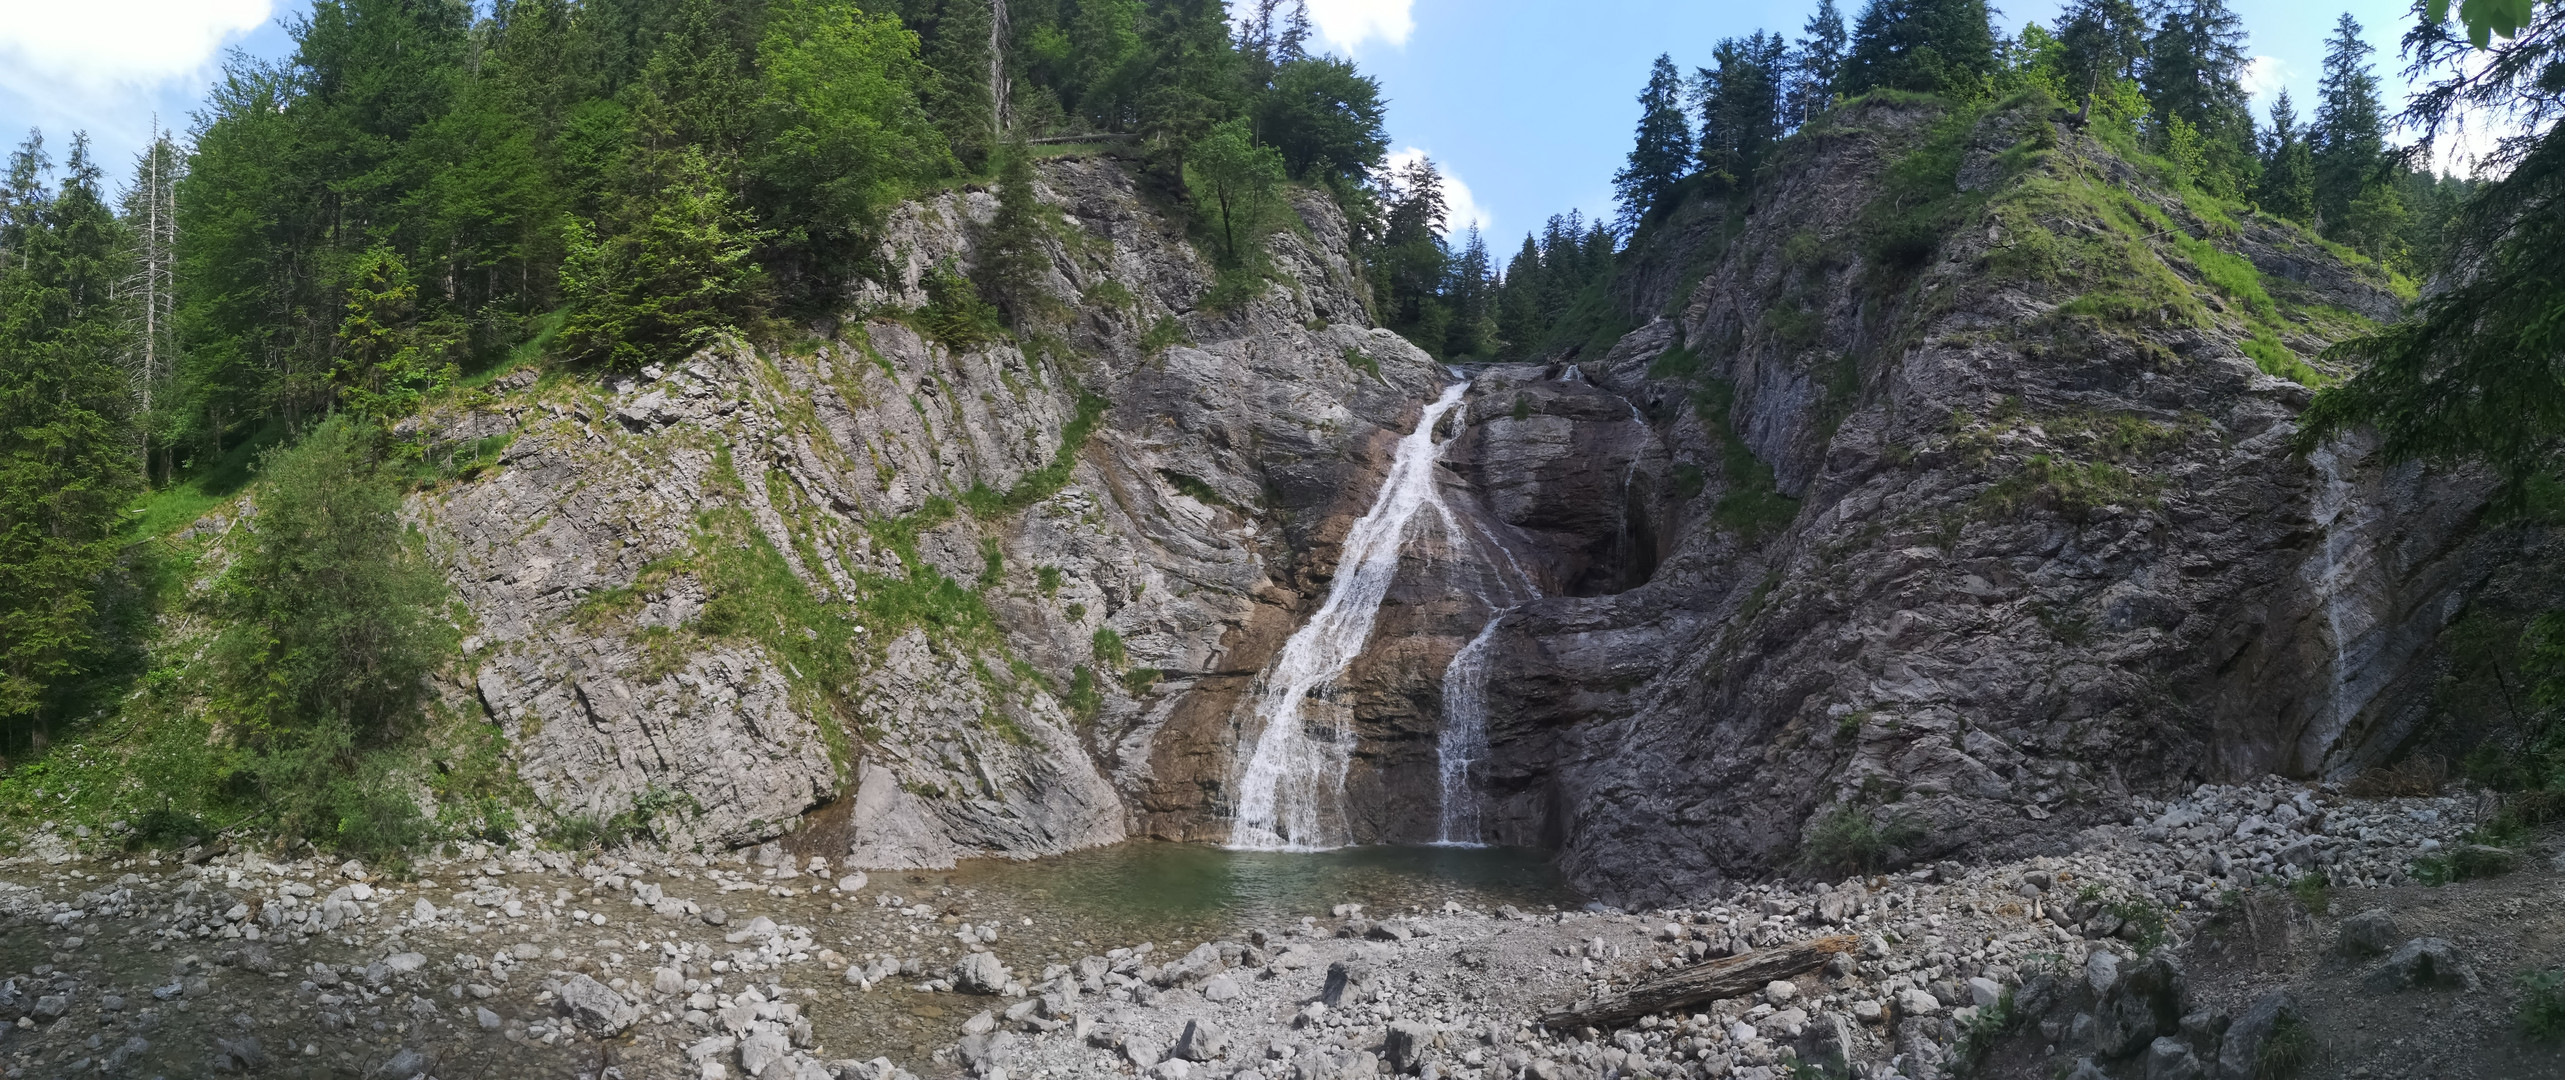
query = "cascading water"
xmin=1230 ymin=382 xmax=1473 ymax=851
xmin=1434 ymin=612 xmax=1510 ymax=845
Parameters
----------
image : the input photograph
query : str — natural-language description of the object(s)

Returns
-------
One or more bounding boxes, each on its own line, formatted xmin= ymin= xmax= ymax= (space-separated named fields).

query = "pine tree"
xmin=2311 ymin=13 xmax=2388 ymax=234
xmin=1612 ymin=55 xmax=1693 ymax=232
xmin=1784 ymin=0 xmax=1849 ymax=128
xmin=1841 ymin=0 xmax=1998 ymax=98
xmin=0 ymin=132 xmax=139 ymax=739
xmin=2256 ymin=89 xmax=2316 ymax=222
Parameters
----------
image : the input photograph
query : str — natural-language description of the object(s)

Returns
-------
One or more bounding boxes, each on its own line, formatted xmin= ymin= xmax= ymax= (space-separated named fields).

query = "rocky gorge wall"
xmin=1429 ymin=100 xmax=2535 ymax=904
xmin=397 ymin=105 xmax=2537 ymax=900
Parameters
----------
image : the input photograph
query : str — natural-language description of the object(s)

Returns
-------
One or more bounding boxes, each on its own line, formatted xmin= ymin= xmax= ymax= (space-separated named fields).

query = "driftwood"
xmin=1540 ymin=935 xmax=1859 ymax=1029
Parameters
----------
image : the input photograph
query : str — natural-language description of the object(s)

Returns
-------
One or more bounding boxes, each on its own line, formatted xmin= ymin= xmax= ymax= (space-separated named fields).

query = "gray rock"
xmin=554 ymin=973 xmax=638 ymax=1035
xmin=476 ymin=1007 xmax=501 ymax=1030
xmin=1124 ymin=1037 xmax=1164 ymax=1068
xmin=1176 ymin=1018 xmax=1228 ymax=1062
xmin=2362 ymin=937 xmax=2479 ymax=993
xmin=212 ymin=1035 xmax=267 ymax=1072
xmin=2094 ymin=954 xmax=2185 ymax=1059
xmin=2145 ymin=1035 xmax=2205 ymax=1080
xmin=1321 ymin=961 xmax=1372 ymax=1007
xmin=2066 ymin=1058 xmax=2110 ymax=1080
xmin=374 ymin=1047 xmax=428 ymax=1080
xmin=703 ymin=905 xmax=729 ymax=927
xmin=2214 ymin=991 xmax=2303 ymax=1080
xmin=1797 ymin=1011 xmax=1859 ymax=1077
xmin=741 ymin=1029 xmax=792 ymax=1075
xmin=29 ymin=994 xmax=67 ymax=1021
xmin=2334 ymin=908 xmax=2400 ymax=958
xmin=1384 ymin=1020 xmax=1433 ymax=1072
xmin=956 ymin=951 xmax=1009 ymax=994
xmin=2083 ymin=949 xmax=2122 ymax=997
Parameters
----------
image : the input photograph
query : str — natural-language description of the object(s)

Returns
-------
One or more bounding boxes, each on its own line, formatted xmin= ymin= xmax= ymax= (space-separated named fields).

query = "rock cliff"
xmin=400 ymin=105 xmax=2536 ymax=898
xmin=1434 ymin=99 xmax=2524 ymax=903
xmin=406 ymin=156 xmax=1442 ymax=864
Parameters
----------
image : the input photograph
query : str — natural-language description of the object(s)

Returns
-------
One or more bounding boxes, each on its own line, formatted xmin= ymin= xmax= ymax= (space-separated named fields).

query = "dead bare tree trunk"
xmin=1540 ymin=935 xmax=1860 ymax=1030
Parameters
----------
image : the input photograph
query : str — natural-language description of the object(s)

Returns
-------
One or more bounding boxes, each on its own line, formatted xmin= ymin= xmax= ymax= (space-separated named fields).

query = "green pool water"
xmin=917 ymin=842 xmax=1580 ymax=945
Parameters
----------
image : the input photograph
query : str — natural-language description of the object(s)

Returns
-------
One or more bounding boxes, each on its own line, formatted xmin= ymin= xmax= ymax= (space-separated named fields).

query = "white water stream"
xmin=1230 ymin=383 xmax=1473 ymax=851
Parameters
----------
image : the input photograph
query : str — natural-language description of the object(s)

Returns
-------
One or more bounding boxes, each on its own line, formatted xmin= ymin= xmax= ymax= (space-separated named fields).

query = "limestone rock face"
xmin=1418 ymin=99 xmax=2523 ymax=901
xmin=410 ymin=156 xmax=1440 ymax=861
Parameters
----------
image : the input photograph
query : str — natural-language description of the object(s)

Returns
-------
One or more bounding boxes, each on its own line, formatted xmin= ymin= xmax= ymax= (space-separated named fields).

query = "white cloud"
xmin=2241 ymin=56 xmax=2289 ymax=102
xmin=1384 ymin=147 xmax=1491 ymax=236
xmin=1304 ymin=0 xmax=1414 ymax=53
xmin=0 ymin=1 xmax=272 ymax=93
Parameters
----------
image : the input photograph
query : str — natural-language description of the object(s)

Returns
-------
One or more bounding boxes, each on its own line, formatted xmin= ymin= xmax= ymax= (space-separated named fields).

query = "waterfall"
xmin=1230 ymin=382 xmax=1473 ymax=851
xmin=1435 ymin=614 xmax=1506 ymax=845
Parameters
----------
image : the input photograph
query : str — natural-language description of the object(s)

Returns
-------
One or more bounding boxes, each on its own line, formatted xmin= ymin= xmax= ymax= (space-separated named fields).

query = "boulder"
xmin=2214 ymin=991 xmax=2304 ymax=1080
xmin=2362 ymin=938 xmax=2480 ymax=993
xmin=955 ymin=951 xmax=1009 ymax=995
xmin=2334 ymin=908 xmax=2400 ymax=958
xmin=1384 ymin=1020 xmax=1433 ymax=1073
xmin=1177 ymin=1018 xmax=1228 ymax=1062
xmin=555 ymin=974 xmax=638 ymax=1036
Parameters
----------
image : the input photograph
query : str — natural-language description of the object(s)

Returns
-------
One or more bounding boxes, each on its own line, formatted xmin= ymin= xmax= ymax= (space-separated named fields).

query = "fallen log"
xmin=1539 ymin=935 xmax=1860 ymax=1029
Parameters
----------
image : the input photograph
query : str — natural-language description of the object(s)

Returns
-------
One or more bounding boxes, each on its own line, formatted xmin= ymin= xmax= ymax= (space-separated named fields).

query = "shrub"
xmin=207 ymin=417 xmax=454 ymax=853
xmin=1798 ymin=805 xmax=1926 ymax=876
xmin=2255 ymin=1012 xmax=2315 ymax=1079
xmin=2519 ymin=968 xmax=2565 ymax=1040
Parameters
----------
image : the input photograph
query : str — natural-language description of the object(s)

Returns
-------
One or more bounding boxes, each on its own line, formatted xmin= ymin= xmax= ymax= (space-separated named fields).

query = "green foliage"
xmin=977 ymin=144 xmax=1056 ymax=323
xmin=1122 ymin=667 xmax=1162 ymax=695
xmin=915 ymin=264 xmax=1007 ymax=350
xmin=1692 ymin=378 xmax=1803 ymax=538
xmin=2286 ymin=870 xmax=2329 ymax=914
xmin=2241 ymin=331 xmax=2319 ymax=385
xmin=1065 ymin=665 xmax=1103 ymax=724
xmin=1842 ymin=0 xmax=1999 ymax=98
xmin=1036 ymin=565 xmax=1063 ymax=597
xmin=1159 ymin=469 xmax=1234 ymax=509
xmin=1977 ymin=454 xmax=2156 ymax=523
xmin=2107 ymin=894 xmax=2172 ymax=953
xmin=1798 ymin=804 xmax=1927 ymax=876
xmin=1186 ymin=118 xmax=1287 ymax=271
xmin=0 ymin=134 xmax=138 ymax=729
xmin=2254 ymin=1012 xmax=2315 ymax=1079
xmin=1141 ymin=315 xmax=1191 ymax=354
xmin=1091 ymin=626 xmax=1127 ymax=669
xmin=558 ymin=149 xmax=769 ymax=369
xmin=204 ymin=417 xmax=456 ymax=855
xmin=751 ymin=0 xmax=953 ymax=274
xmin=1341 ymin=347 xmax=1382 ymax=381
xmin=1858 ymin=105 xmax=1978 ymax=273
xmin=1255 ymin=57 xmax=1389 ymax=186
xmin=1614 ymin=54 xmax=1695 ymax=228
xmin=2519 ymin=968 xmax=2565 ymax=1040
xmin=2298 ymin=117 xmax=2565 ymax=503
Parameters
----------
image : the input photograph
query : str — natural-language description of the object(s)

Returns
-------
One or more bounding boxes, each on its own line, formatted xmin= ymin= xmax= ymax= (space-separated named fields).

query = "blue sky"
xmin=2 ymin=1 xmax=2441 ymax=239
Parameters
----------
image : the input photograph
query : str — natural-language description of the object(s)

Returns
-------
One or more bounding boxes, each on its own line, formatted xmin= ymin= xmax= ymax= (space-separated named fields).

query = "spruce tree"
xmin=1784 ymin=0 xmax=1849 ymax=127
xmin=1841 ymin=0 xmax=1997 ymax=98
xmin=2140 ymin=0 xmax=2252 ymax=191
xmin=1612 ymin=54 xmax=1694 ymax=231
xmin=0 ymin=133 xmax=138 ymax=738
xmin=2256 ymin=89 xmax=2317 ymax=222
xmin=2311 ymin=13 xmax=2388 ymax=233
xmin=1696 ymin=34 xmax=1788 ymax=190
xmin=2054 ymin=0 xmax=2147 ymax=106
